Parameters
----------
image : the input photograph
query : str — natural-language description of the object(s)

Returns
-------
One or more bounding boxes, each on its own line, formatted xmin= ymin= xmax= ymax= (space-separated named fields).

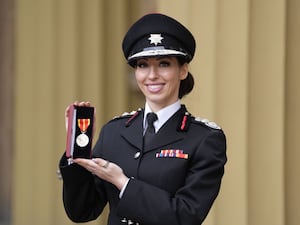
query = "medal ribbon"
xmin=77 ymin=119 xmax=90 ymax=133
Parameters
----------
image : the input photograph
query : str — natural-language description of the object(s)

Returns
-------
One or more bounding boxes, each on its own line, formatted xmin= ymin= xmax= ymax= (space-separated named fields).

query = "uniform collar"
xmin=144 ymin=100 xmax=181 ymax=133
xmin=121 ymin=104 xmax=187 ymax=152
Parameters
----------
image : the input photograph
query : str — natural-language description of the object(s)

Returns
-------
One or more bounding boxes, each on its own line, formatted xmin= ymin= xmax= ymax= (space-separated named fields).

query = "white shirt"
xmin=143 ymin=100 xmax=181 ymax=134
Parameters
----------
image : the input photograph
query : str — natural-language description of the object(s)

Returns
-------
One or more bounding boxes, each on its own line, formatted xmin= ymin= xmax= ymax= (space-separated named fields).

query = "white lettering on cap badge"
xmin=148 ymin=34 xmax=164 ymax=46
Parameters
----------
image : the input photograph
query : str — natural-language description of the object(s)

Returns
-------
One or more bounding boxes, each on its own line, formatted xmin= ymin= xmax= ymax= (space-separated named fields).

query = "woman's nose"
xmin=148 ymin=66 xmax=158 ymax=79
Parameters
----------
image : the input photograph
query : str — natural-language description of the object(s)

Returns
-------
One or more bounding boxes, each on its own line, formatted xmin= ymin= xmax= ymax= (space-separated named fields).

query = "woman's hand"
xmin=73 ymin=158 xmax=129 ymax=191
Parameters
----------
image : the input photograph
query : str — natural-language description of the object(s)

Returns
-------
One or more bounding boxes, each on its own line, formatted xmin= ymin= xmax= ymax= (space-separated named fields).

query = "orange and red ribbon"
xmin=77 ymin=119 xmax=90 ymax=133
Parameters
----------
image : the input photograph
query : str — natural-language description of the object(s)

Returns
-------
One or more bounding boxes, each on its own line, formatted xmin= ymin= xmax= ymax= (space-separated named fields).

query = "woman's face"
xmin=135 ymin=56 xmax=188 ymax=111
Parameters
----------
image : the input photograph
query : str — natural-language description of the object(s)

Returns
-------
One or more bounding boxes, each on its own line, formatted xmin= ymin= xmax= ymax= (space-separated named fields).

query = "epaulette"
xmin=192 ymin=116 xmax=222 ymax=130
xmin=110 ymin=108 xmax=142 ymax=126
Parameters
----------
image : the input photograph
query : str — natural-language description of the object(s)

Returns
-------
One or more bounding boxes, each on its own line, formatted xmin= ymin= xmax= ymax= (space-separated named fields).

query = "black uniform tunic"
xmin=59 ymin=105 xmax=227 ymax=225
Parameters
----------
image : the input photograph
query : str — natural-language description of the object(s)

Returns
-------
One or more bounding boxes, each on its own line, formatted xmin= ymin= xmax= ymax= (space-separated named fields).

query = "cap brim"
xmin=128 ymin=48 xmax=187 ymax=61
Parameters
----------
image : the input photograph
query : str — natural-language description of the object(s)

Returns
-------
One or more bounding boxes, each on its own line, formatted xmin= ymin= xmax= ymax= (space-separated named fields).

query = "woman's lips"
xmin=146 ymin=84 xmax=164 ymax=93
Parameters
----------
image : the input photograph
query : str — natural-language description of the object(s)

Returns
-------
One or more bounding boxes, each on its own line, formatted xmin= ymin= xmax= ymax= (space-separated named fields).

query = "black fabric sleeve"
xmin=59 ymin=154 xmax=108 ymax=222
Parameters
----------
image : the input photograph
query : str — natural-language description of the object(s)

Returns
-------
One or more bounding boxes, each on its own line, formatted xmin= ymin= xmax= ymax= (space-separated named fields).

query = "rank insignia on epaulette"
xmin=194 ymin=117 xmax=221 ymax=130
xmin=125 ymin=108 xmax=142 ymax=127
xmin=111 ymin=108 xmax=142 ymax=123
xmin=112 ymin=108 xmax=141 ymax=119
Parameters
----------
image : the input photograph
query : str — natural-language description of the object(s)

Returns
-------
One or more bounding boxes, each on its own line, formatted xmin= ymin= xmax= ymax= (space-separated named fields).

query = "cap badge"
xmin=148 ymin=34 xmax=163 ymax=46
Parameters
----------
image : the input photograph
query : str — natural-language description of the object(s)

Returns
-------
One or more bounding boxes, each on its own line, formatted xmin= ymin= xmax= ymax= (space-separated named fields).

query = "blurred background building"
xmin=0 ymin=0 xmax=299 ymax=225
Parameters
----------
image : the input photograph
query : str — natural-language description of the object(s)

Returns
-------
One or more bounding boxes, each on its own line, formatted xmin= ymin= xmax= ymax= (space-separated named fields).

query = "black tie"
xmin=144 ymin=112 xmax=158 ymax=147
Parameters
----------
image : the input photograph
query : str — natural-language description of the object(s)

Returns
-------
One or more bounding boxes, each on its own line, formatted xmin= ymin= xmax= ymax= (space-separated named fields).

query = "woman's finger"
xmin=91 ymin=158 xmax=109 ymax=168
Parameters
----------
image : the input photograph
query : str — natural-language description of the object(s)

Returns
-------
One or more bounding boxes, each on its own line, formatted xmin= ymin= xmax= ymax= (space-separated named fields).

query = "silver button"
xmin=134 ymin=152 xmax=141 ymax=159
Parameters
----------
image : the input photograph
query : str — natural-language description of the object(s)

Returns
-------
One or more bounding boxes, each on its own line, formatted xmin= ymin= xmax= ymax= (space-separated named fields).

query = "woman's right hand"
xmin=64 ymin=101 xmax=92 ymax=132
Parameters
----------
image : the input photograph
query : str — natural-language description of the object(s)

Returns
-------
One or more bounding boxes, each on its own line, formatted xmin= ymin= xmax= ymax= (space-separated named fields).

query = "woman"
xmin=59 ymin=13 xmax=227 ymax=225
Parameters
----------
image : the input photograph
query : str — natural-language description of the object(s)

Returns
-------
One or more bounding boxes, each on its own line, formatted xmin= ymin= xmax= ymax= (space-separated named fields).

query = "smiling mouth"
xmin=146 ymin=84 xmax=164 ymax=93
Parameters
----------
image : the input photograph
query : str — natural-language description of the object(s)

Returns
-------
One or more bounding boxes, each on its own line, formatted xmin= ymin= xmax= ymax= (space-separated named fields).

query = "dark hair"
xmin=179 ymin=72 xmax=194 ymax=99
xmin=177 ymin=57 xmax=194 ymax=99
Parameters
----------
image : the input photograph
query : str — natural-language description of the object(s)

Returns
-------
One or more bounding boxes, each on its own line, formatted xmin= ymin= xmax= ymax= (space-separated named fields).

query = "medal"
xmin=76 ymin=118 xmax=91 ymax=147
xmin=76 ymin=133 xmax=89 ymax=147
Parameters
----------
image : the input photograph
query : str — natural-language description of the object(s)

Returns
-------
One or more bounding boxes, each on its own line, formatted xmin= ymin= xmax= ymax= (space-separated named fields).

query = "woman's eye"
xmin=159 ymin=61 xmax=170 ymax=67
xmin=137 ymin=62 xmax=148 ymax=68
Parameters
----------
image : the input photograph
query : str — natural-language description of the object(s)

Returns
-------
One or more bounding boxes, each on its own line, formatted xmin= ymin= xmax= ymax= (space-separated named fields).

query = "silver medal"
xmin=76 ymin=133 xmax=89 ymax=147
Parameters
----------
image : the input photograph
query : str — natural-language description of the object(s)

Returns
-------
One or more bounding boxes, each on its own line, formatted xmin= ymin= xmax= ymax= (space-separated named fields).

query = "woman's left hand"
xmin=73 ymin=158 xmax=129 ymax=190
